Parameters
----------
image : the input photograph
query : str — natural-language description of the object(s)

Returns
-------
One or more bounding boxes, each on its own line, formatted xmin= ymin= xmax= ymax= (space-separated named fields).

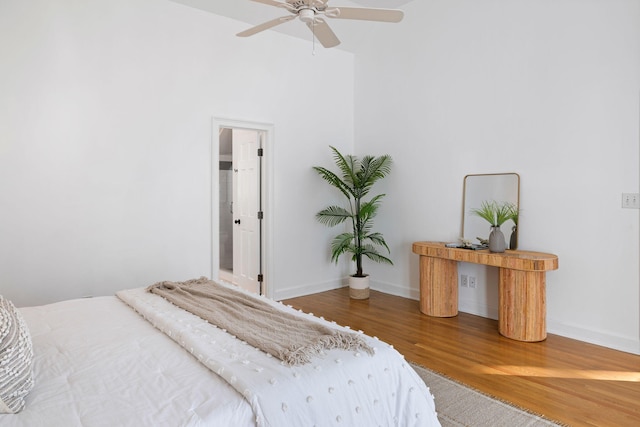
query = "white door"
xmin=232 ymin=129 xmax=260 ymax=294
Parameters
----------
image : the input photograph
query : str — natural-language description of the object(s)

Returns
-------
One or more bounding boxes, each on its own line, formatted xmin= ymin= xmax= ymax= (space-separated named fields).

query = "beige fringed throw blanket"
xmin=147 ymin=277 xmax=373 ymax=365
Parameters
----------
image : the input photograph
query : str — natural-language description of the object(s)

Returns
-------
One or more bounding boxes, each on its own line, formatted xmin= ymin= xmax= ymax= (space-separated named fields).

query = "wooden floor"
xmin=284 ymin=288 xmax=640 ymax=427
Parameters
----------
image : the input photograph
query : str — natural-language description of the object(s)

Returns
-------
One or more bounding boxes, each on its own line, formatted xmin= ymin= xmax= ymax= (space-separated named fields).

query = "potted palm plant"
xmin=313 ymin=146 xmax=393 ymax=299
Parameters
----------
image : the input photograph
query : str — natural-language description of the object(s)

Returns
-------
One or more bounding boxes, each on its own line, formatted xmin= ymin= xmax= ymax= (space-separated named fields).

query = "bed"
xmin=1 ymin=279 xmax=440 ymax=426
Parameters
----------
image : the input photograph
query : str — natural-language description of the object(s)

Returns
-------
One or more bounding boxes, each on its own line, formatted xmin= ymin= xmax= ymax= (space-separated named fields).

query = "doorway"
xmin=212 ymin=118 xmax=273 ymax=297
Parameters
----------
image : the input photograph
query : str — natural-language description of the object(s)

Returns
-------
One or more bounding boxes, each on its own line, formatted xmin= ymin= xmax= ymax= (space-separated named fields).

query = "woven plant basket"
xmin=348 ymin=275 xmax=370 ymax=300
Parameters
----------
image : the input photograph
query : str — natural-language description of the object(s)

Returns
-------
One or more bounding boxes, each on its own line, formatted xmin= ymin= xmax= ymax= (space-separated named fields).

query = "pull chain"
xmin=312 ymin=19 xmax=316 ymax=56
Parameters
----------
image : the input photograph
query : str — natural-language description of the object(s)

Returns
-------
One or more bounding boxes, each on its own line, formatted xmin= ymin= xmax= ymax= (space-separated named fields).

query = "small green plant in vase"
xmin=470 ymin=200 xmax=514 ymax=252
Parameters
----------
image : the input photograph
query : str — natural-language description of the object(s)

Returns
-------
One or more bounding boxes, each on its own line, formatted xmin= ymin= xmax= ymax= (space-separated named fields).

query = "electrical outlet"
xmin=469 ymin=276 xmax=477 ymax=289
xmin=622 ymin=193 xmax=640 ymax=209
xmin=460 ymin=274 xmax=468 ymax=288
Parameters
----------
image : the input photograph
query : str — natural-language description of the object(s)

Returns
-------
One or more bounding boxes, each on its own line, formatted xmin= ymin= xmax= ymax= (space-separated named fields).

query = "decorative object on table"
xmin=475 ymin=237 xmax=489 ymax=247
xmin=445 ymin=238 xmax=487 ymax=250
xmin=313 ymin=146 xmax=393 ymax=299
xmin=462 ymin=173 xmax=520 ymax=250
xmin=469 ymin=200 xmax=515 ymax=253
xmin=507 ymin=203 xmax=519 ymax=250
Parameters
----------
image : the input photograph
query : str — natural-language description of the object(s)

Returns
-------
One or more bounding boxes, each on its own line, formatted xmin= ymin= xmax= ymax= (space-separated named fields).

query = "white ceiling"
xmin=169 ymin=0 xmax=414 ymax=53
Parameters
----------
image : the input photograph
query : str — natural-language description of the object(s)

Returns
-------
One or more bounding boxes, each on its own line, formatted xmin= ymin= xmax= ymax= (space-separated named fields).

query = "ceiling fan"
xmin=237 ymin=0 xmax=404 ymax=48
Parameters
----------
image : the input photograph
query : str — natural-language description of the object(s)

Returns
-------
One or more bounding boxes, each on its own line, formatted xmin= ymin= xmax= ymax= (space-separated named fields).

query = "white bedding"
xmin=1 ymin=296 xmax=255 ymax=426
xmin=1 ymin=286 xmax=440 ymax=426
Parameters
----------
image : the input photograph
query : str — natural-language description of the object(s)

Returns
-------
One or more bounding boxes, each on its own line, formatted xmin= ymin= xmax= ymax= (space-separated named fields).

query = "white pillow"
xmin=0 ymin=296 xmax=34 ymax=414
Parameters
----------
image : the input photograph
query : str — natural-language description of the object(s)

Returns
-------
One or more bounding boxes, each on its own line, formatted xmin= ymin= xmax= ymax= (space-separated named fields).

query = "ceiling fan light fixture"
xmin=299 ymin=8 xmax=316 ymax=24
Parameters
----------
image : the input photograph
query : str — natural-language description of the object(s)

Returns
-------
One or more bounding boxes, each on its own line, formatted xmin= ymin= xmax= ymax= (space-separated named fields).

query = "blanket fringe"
xmin=284 ymin=331 xmax=374 ymax=366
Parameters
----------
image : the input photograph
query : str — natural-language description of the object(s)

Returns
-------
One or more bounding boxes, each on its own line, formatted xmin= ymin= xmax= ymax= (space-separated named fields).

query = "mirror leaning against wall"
xmin=462 ymin=173 xmax=520 ymax=249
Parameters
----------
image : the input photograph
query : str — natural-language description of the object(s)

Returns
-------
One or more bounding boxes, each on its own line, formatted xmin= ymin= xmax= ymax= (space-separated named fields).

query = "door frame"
xmin=211 ymin=117 xmax=274 ymax=298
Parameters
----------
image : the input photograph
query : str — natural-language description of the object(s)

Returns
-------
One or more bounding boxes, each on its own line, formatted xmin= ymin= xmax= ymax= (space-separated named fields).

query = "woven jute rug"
xmin=410 ymin=362 xmax=563 ymax=427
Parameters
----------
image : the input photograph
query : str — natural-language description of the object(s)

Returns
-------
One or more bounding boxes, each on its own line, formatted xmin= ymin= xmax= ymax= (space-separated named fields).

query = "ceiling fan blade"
xmin=237 ymin=15 xmax=296 ymax=37
xmin=250 ymin=0 xmax=296 ymax=12
xmin=306 ymin=19 xmax=340 ymax=48
xmin=328 ymin=7 xmax=404 ymax=23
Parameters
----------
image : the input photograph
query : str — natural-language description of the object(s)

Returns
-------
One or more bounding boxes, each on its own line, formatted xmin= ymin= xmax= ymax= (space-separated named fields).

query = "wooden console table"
xmin=412 ymin=241 xmax=558 ymax=342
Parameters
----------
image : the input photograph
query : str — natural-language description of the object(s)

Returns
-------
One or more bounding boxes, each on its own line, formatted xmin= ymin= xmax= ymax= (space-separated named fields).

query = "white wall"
xmin=1 ymin=0 xmax=638 ymax=357
xmin=0 ymin=0 xmax=354 ymax=306
xmin=355 ymin=0 xmax=640 ymax=354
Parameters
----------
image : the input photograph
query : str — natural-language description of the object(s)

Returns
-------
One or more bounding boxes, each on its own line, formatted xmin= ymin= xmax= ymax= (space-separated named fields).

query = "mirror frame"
xmin=462 ymin=173 xmax=520 ymax=249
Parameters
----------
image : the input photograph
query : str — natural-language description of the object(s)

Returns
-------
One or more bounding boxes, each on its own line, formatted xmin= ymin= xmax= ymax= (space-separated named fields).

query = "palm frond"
xmin=329 ymin=146 xmax=358 ymax=190
xmin=363 ymin=232 xmax=390 ymax=253
xmin=360 ymin=244 xmax=394 ymax=265
xmin=330 ymin=233 xmax=355 ymax=263
xmin=359 ymin=194 xmax=384 ymax=219
xmin=356 ymin=155 xmax=392 ymax=198
xmin=316 ymin=206 xmax=352 ymax=227
xmin=312 ymin=166 xmax=353 ymax=200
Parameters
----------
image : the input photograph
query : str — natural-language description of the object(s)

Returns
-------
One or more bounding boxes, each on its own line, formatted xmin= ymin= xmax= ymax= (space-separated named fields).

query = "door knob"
xmin=234 ymin=219 xmax=241 ymax=224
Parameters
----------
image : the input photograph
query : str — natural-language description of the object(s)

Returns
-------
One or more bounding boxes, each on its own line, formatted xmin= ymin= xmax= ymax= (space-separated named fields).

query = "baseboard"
xmin=370 ymin=279 xmax=419 ymax=300
xmin=458 ymin=302 xmax=640 ymax=355
xmin=275 ymin=277 xmax=420 ymax=301
xmin=273 ymin=279 xmax=345 ymax=301
xmin=547 ymin=320 xmax=640 ymax=355
xmin=459 ymin=303 xmax=640 ymax=355
xmin=458 ymin=300 xmax=499 ymax=321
